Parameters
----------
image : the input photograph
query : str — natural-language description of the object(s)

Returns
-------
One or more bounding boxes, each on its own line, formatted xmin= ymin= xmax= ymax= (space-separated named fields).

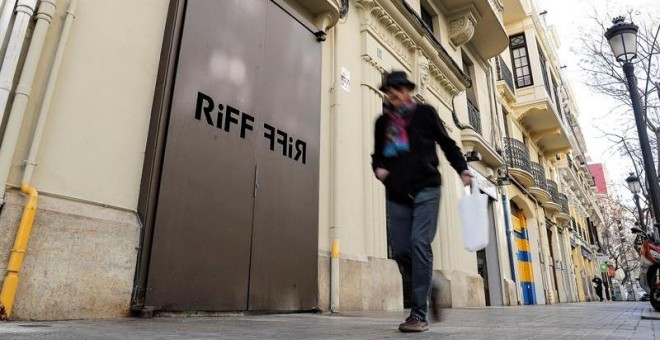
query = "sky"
xmin=537 ymin=0 xmax=660 ymax=196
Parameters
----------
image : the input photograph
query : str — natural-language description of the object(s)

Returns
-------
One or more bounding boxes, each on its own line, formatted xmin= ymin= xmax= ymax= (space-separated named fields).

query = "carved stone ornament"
xmin=449 ymin=13 xmax=477 ymax=47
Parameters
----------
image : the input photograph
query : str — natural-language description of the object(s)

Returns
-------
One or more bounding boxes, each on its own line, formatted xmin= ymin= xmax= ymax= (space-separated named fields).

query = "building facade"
xmin=0 ymin=0 xmax=604 ymax=320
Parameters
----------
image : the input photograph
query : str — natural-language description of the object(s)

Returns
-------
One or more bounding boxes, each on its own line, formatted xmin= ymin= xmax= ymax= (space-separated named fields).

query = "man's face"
xmin=386 ymin=86 xmax=411 ymax=108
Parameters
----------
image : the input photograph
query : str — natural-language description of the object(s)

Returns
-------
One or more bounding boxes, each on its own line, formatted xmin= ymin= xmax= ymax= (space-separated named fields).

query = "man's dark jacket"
xmin=372 ymin=103 xmax=468 ymax=202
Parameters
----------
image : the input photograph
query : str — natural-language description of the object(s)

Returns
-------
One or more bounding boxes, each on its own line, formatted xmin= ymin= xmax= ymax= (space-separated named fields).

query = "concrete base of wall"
xmin=504 ymin=279 xmax=518 ymax=306
xmin=0 ymin=191 xmax=139 ymax=320
xmin=318 ymin=254 xmax=403 ymax=312
xmin=444 ymin=269 xmax=486 ymax=308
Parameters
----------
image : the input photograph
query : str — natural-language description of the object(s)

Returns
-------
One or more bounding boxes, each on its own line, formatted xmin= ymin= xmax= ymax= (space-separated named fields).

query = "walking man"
xmin=592 ymin=276 xmax=604 ymax=302
xmin=372 ymin=71 xmax=472 ymax=332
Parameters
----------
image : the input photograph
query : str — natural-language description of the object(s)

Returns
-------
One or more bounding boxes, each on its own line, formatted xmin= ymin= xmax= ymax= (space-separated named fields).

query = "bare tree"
xmin=597 ymin=195 xmax=640 ymax=284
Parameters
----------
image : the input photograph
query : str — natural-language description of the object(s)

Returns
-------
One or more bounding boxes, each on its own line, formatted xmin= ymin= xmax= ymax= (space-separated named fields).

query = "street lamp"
xmin=626 ymin=172 xmax=646 ymax=231
xmin=606 ymin=17 xmax=660 ymax=236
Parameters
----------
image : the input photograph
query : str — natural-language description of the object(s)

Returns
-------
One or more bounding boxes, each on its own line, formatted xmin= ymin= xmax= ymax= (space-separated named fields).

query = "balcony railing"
xmin=558 ymin=193 xmax=569 ymax=215
xmin=530 ymin=162 xmax=547 ymax=191
xmin=496 ymin=56 xmax=514 ymax=92
xmin=547 ymin=180 xmax=559 ymax=203
xmin=467 ymin=99 xmax=482 ymax=135
xmin=504 ymin=137 xmax=531 ymax=174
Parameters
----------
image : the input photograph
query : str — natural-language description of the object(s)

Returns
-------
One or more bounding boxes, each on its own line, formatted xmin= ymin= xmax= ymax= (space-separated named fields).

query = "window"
xmin=509 ymin=34 xmax=533 ymax=88
xmin=421 ymin=4 xmax=434 ymax=34
xmin=462 ymin=56 xmax=478 ymax=108
xmin=538 ymin=43 xmax=550 ymax=95
xmin=502 ymin=107 xmax=511 ymax=137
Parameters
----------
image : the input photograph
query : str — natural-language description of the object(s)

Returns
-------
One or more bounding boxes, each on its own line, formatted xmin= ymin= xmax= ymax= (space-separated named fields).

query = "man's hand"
xmin=461 ymin=170 xmax=474 ymax=186
xmin=375 ymin=168 xmax=389 ymax=182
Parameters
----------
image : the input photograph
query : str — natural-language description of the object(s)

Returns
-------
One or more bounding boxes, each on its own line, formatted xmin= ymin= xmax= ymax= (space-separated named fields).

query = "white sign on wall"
xmin=468 ymin=165 xmax=499 ymax=200
xmin=340 ymin=67 xmax=351 ymax=93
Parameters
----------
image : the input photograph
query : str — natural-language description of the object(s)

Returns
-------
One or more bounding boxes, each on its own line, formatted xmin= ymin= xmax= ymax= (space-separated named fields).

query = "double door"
xmin=144 ymin=0 xmax=321 ymax=311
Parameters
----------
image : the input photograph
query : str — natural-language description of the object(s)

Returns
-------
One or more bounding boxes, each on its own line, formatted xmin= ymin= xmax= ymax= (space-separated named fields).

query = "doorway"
xmin=511 ymin=202 xmax=536 ymax=305
xmin=140 ymin=0 xmax=322 ymax=312
xmin=477 ymin=200 xmax=504 ymax=306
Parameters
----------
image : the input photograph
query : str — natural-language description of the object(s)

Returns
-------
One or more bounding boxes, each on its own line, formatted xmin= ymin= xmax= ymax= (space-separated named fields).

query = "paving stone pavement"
xmin=0 ymin=302 xmax=659 ymax=339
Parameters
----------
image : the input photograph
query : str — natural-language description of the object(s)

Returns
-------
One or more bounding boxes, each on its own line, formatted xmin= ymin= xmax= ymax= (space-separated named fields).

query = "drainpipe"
xmin=502 ymin=192 xmax=517 ymax=284
xmin=0 ymin=0 xmax=56 ymax=205
xmin=0 ymin=0 xmax=18 ymax=50
xmin=329 ymin=22 xmax=340 ymax=313
xmin=0 ymin=0 xmax=37 ymax=131
xmin=23 ymin=0 xmax=76 ymax=185
xmin=0 ymin=0 xmax=57 ymax=320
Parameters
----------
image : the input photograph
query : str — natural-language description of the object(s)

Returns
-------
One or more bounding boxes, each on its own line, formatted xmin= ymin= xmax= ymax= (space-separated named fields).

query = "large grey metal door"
xmin=145 ymin=0 xmax=320 ymax=311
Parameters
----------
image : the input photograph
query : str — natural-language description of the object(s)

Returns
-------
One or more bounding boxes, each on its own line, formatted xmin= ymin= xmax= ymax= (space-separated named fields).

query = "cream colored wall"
xmin=7 ymin=0 xmax=169 ymax=210
xmin=315 ymin=1 xmax=502 ymax=278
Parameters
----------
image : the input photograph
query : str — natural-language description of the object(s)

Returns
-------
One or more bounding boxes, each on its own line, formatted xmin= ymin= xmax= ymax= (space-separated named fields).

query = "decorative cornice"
xmin=449 ymin=12 xmax=477 ymax=46
xmin=356 ymin=0 xmax=462 ymax=104
xmin=356 ymin=0 xmax=415 ymax=69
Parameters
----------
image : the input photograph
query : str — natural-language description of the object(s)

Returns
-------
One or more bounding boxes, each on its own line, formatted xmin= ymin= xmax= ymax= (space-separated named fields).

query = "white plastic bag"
xmin=458 ymin=181 xmax=489 ymax=251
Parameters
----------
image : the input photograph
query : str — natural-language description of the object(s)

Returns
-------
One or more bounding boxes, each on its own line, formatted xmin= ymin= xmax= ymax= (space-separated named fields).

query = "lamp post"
xmin=626 ymin=172 xmax=646 ymax=231
xmin=606 ymin=17 xmax=660 ymax=236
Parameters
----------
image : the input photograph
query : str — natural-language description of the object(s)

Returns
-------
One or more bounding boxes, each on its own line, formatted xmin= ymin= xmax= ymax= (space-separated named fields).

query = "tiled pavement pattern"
xmin=0 ymin=302 xmax=658 ymax=339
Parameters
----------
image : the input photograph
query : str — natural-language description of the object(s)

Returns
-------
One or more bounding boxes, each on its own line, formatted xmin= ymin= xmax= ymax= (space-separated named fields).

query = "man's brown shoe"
xmin=398 ymin=315 xmax=429 ymax=332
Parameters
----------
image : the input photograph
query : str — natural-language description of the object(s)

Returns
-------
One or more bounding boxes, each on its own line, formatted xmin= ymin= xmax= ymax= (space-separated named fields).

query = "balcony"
xmin=504 ymin=137 xmax=533 ymax=187
xmin=435 ymin=0 xmax=508 ymax=58
xmin=543 ymin=180 xmax=562 ymax=213
xmin=501 ymin=0 xmax=526 ymax=25
xmin=559 ymin=158 xmax=590 ymax=207
xmin=556 ymin=193 xmax=571 ymax=223
xmin=461 ymin=103 xmax=503 ymax=169
xmin=529 ymin=162 xmax=551 ymax=203
xmin=467 ymin=99 xmax=482 ymax=135
xmin=496 ymin=56 xmax=515 ymax=101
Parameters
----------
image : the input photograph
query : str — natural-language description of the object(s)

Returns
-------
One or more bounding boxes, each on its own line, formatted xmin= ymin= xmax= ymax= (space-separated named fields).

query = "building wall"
xmin=0 ymin=0 xmax=170 ymax=320
xmin=589 ymin=163 xmax=608 ymax=195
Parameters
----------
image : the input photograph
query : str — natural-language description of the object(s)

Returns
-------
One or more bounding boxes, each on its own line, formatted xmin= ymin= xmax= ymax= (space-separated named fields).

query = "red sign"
xmin=608 ymin=265 xmax=616 ymax=277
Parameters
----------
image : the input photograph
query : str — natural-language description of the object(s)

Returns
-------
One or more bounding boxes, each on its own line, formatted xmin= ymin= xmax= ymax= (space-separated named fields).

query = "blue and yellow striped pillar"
xmin=512 ymin=213 xmax=536 ymax=305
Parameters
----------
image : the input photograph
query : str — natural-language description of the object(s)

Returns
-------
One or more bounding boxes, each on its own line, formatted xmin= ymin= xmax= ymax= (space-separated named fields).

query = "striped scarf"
xmin=383 ymin=100 xmax=416 ymax=158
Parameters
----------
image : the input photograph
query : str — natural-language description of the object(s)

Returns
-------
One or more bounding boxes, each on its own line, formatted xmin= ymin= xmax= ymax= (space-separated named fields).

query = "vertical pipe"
xmin=22 ymin=0 xmax=77 ymax=186
xmin=329 ymin=23 xmax=340 ymax=313
xmin=0 ymin=0 xmax=56 ymax=320
xmin=0 ymin=0 xmax=54 ymax=205
xmin=0 ymin=0 xmax=17 ymax=52
xmin=502 ymin=193 xmax=517 ymax=284
xmin=0 ymin=184 xmax=37 ymax=319
xmin=0 ymin=0 xmax=36 ymax=131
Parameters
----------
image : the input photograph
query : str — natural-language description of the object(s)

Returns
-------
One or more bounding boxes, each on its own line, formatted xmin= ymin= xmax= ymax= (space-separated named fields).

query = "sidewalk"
xmin=0 ymin=302 xmax=658 ymax=339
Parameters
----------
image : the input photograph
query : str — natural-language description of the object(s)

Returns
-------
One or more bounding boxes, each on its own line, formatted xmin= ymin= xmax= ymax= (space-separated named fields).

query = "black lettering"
xmin=240 ymin=112 xmax=255 ymax=139
xmin=264 ymin=124 xmax=276 ymax=151
xmin=217 ymin=104 xmax=224 ymax=129
xmin=288 ymin=137 xmax=294 ymax=158
xmin=294 ymin=140 xmax=307 ymax=164
xmin=276 ymin=130 xmax=288 ymax=156
xmin=195 ymin=92 xmax=214 ymax=125
xmin=225 ymin=105 xmax=240 ymax=132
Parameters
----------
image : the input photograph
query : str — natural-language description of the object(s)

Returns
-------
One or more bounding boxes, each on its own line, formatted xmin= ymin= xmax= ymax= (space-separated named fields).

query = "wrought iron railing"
xmin=530 ymin=162 xmax=548 ymax=191
xmin=496 ymin=56 xmax=514 ymax=92
xmin=467 ymin=99 xmax=482 ymax=135
xmin=547 ymin=180 xmax=559 ymax=203
xmin=558 ymin=193 xmax=570 ymax=215
xmin=504 ymin=137 xmax=531 ymax=174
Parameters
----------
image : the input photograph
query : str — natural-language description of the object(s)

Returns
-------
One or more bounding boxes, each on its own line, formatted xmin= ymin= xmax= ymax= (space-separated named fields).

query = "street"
xmin=0 ymin=302 xmax=658 ymax=339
